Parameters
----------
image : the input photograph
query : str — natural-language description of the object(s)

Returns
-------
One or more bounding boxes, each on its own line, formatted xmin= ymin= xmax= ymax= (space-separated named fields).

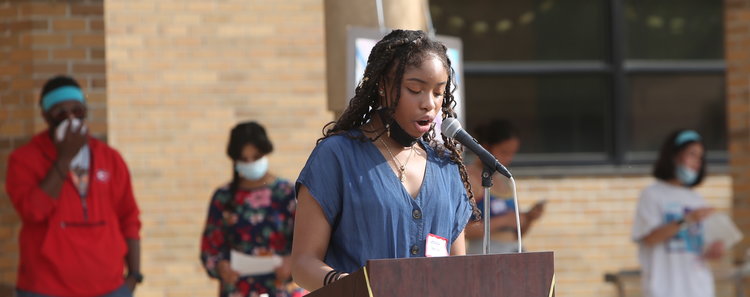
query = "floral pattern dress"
xmin=201 ymin=178 xmax=303 ymax=297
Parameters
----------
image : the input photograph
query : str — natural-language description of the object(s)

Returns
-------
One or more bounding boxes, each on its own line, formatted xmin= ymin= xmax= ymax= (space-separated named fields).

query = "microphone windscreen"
xmin=441 ymin=117 xmax=462 ymax=138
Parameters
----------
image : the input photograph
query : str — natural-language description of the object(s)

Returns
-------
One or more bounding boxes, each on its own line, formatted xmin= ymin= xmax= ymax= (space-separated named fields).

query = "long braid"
xmin=437 ymin=55 xmax=480 ymax=221
xmin=319 ymin=29 xmax=480 ymax=220
xmin=223 ymin=169 xmax=240 ymax=247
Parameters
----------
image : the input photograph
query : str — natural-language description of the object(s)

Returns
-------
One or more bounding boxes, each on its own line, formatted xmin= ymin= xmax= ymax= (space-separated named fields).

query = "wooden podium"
xmin=306 ymin=252 xmax=555 ymax=297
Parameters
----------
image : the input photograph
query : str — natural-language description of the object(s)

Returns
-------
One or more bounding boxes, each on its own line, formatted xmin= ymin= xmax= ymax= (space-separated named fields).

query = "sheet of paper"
xmin=703 ymin=213 xmax=743 ymax=251
xmin=230 ymin=250 xmax=282 ymax=276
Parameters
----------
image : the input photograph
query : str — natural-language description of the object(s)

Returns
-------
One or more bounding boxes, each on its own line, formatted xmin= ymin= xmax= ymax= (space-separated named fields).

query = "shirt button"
xmin=410 ymin=245 xmax=419 ymax=255
xmin=412 ymin=209 xmax=422 ymax=219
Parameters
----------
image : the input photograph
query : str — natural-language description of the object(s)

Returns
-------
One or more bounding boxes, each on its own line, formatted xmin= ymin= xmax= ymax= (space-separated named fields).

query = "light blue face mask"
xmin=676 ymin=165 xmax=698 ymax=186
xmin=235 ymin=157 xmax=268 ymax=181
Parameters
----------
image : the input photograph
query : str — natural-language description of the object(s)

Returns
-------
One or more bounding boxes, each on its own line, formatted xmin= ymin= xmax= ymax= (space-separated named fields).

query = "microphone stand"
xmin=481 ymin=167 xmax=523 ymax=254
xmin=481 ymin=166 xmax=493 ymax=255
xmin=511 ymin=177 xmax=522 ymax=253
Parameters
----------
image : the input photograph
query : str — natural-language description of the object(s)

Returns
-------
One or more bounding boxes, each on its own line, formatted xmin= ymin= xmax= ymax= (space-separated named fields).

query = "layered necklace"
xmin=379 ymin=137 xmax=416 ymax=183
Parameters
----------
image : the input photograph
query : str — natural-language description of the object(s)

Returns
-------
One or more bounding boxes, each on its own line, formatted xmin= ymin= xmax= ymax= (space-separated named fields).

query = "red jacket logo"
xmin=96 ymin=169 xmax=110 ymax=182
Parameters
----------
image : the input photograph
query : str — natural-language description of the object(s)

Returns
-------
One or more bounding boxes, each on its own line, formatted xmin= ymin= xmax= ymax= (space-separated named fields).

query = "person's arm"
xmin=464 ymin=212 xmax=522 ymax=239
xmin=450 ymin=230 xmax=467 ymax=255
xmin=200 ymin=190 xmax=238 ymax=284
xmin=124 ymin=239 xmax=141 ymax=290
xmin=703 ymin=241 xmax=725 ymax=260
xmin=6 ymin=127 xmax=86 ymax=223
xmin=640 ymin=207 xmax=714 ymax=247
xmin=519 ymin=201 xmax=545 ymax=235
xmin=290 ymin=185 xmax=342 ymax=291
xmin=519 ymin=214 xmax=534 ymax=235
xmin=640 ymin=221 xmax=683 ymax=247
xmin=38 ymin=160 xmax=69 ymax=199
xmin=111 ymin=151 xmax=143 ymax=291
xmin=7 ymin=154 xmax=66 ymax=222
xmin=275 ymin=184 xmax=297 ymax=282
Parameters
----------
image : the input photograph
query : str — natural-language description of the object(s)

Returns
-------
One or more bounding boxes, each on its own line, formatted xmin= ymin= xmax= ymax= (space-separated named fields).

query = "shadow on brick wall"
xmin=0 ymin=283 xmax=13 ymax=296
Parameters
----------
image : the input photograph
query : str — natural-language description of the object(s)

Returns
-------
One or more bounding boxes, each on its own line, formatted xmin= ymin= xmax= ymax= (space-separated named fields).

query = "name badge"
xmin=425 ymin=233 xmax=449 ymax=257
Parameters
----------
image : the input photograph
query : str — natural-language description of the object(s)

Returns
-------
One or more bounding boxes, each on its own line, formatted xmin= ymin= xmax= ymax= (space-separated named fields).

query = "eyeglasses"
xmin=49 ymin=105 xmax=87 ymax=123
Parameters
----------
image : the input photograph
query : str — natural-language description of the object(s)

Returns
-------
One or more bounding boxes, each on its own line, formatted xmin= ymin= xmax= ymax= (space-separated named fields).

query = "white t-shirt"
xmin=632 ymin=181 xmax=714 ymax=297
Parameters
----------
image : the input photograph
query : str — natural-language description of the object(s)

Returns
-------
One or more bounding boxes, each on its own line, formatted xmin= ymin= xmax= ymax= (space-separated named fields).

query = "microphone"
xmin=441 ymin=117 xmax=512 ymax=179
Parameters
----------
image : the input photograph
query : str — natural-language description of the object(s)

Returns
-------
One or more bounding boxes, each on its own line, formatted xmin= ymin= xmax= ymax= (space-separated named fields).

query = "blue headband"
xmin=42 ymin=86 xmax=85 ymax=111
xmin=675 ymin=130 xmax=701 ymax=146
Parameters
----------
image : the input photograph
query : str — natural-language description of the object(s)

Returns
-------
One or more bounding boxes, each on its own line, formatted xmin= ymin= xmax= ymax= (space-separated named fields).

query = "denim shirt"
xmin=296 ymin=130 xmax=472 ymax=273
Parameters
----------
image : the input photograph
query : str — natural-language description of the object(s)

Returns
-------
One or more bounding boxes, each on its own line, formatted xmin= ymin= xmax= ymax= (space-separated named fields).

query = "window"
xmin=431 ymin=0 xmax=725 ymax=166
xmin=466 ymin=75 xmax=611 ymax=164
xmin=627 ymin=74 xmax=726 ymax=161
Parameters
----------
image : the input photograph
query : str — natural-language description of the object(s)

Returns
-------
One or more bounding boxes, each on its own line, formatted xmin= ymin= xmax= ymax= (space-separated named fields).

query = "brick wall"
xmin=726 ymin=0 xmax=750 ymax=294
xmin=0 ymin=0 xmax=106 ymax=294
xmin=726 ymin=0 xmax=750 ymax=262
xmin=105 ymin=1 xmax=332 ymax=296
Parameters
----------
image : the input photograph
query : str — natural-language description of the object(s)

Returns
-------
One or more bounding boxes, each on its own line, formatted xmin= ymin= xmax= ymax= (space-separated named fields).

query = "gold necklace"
xmin=379 ymin=137 xmax=415 ymax=182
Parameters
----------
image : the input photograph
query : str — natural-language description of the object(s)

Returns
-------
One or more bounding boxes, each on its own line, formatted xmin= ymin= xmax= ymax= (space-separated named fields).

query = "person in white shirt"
xmin=632 ymin=129 xmax=725 ymax=297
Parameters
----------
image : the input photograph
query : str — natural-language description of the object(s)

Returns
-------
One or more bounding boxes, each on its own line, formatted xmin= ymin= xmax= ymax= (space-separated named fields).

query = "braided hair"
xmin=319 ymin=29 xmax=480 ymax=220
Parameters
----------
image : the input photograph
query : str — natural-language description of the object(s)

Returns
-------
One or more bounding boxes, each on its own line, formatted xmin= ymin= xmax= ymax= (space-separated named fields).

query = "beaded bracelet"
xmin=323 ymin=270 xmax=337 ymax=286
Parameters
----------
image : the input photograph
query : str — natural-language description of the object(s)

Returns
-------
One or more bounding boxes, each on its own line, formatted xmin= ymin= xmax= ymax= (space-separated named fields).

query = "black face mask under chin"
xmin=379 ymin=109 xmax=418 ymax=147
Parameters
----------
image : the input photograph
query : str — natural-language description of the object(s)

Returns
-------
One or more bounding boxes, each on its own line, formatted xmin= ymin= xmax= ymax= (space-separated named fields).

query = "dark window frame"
xmin=460 ymin=0 xmax=726 ymax=168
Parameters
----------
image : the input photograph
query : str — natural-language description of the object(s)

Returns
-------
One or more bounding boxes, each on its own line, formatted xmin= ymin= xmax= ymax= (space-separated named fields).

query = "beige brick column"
xmin=105 ymin=1 xmax=332 ymax=295
xmin=324 ymin=0 xmax=427 ymax=113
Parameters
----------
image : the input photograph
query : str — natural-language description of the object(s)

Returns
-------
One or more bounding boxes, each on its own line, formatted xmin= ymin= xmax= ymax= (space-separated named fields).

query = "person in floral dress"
xmin=201 ymin=121 xmax=305 ymax=297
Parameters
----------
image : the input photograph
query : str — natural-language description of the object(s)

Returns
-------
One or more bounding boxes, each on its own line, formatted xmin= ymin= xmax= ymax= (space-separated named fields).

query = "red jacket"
xmin=6 ymin=131 xmax=141 ymax=297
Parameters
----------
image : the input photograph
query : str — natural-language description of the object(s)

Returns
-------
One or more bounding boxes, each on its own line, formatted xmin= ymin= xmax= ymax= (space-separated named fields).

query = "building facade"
xmin=0 ymin=0 xmax=747 ymax=296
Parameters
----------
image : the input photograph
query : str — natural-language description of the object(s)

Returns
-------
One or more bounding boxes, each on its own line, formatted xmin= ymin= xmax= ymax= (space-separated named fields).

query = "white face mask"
xmin=235 ymin=157 xmax=268 ymax=181
xmin=676 ymin=165 xmax=698 ymax=186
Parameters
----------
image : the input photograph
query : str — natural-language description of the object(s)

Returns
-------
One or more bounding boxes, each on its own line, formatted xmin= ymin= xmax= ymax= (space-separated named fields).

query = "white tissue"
xmin=55 ymin=118 xmax=87 ymax=141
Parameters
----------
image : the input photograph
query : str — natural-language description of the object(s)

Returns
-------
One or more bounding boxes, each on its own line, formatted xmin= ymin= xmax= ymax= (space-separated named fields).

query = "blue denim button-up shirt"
xmin=296 ymin=130 xmax=472 ymax=273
